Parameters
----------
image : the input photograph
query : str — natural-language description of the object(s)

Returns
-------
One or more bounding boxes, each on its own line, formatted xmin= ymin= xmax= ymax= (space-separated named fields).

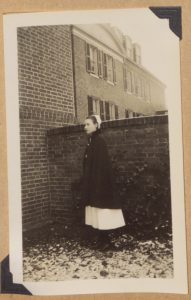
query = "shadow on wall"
xmin=113 ymin=161 xmax=171 ymax=238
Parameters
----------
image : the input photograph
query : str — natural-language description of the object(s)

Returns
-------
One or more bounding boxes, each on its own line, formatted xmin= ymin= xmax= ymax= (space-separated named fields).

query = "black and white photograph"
xmin=3 ymin=7 xmax=188 ymax=295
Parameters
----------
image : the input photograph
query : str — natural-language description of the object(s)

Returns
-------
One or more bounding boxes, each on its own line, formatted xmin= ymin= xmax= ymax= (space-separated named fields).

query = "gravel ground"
xmin=23 ymin=224 xmax=173 ymax=281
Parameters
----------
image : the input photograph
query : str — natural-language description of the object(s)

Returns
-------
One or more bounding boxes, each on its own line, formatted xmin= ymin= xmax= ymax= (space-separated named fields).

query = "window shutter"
xmin=98 ymin=50 xmax=103 ymax=78
xmin=100 ymin=100 xmax=105 ymax=120
xmin=133 ymin=47 xmax=137 ymax=62
xmin=113 ymin=59 xmax=117 ymax=84
xmin=141 ymin=80 xmax=144 ymax=97
xmin=88 ymin=96 xmax=93 ymax=115
xmin=131 ymin=72 xmax=135 ymax=93
xmin=115 ymin=105 xmax=119 ymax=119
xmin=147 ymin=83 xmax=151 ymax=102
xmin=135 ymin=76 xmax=138 ymax=95
xmin=103 ymin=53 xmax=107 ymax=80
xmin=143 ymin=81 xmax=146 ymax=99
xmin=85 ymin=43 xmax=91 ymax=72
xmin=138 ymin=78 xmax=141 ymax=97
xmin=123 ymin=64 xmax=127 ymax=91
xmin=125 ymin=109 xmax=129 ymax=118
xmin=105 ymin=101 xmax=110 ymax=120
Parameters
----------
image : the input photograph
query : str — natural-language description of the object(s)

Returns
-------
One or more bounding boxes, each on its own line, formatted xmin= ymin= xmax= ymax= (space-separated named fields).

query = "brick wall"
xmin=17 ymin=25 xmax=75 ymax=230
xmin=47 ymin=115 xmax=171 ymax=234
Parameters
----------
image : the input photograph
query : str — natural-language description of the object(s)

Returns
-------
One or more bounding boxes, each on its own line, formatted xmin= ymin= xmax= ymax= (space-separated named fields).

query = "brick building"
xmin=18 ymin=25 xmax=76 ymax=229
xmin=72 ymin=24 xmax=166 ymax=123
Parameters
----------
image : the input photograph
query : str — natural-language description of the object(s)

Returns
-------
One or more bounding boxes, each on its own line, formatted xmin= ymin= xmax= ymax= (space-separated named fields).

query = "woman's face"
xmin=84 ymin=118 xmax=98 ymax=135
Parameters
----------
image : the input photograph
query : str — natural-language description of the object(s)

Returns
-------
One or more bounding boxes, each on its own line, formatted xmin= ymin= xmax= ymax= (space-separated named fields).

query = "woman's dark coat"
xmin=82 ymin=130 xmax=121 ymax=209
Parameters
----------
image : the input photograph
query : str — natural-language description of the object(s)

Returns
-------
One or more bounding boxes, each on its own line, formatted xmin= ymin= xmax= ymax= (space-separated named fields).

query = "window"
xmin=131 ymin=72 xmax=135 ymax=93
xmin=88 ymin=96 xmax=118 ymax=120
xmin=107 ymin=55 xmax=114 ymax=83
xmin=103 ymin=54 xmax=116 ymax=84
xmin=133 ymin=44 xmax=141 ymax=65
xmin=88 ymin=96 xmax=100 ymax=115
xmin=88 ymin=96 xmax=94 ymax=115
xmin=125 ymin=109 xmax=129 ymax=118
xmin=97 ymin=50 xmax=103 ymax=78
xmin=89 ymin=46 xmax=98 ymax=75
xmin=141 ymin=79 xmax=149 ymax=99
xmin=133 ymin=47 xmax=136 ymax=62
xmin=132 ymin=112 xmax=143 ymax=117
xmin=86 ymin=43 xmax=116 ymax=84
xmin=125 ymin=109 xmax=134 ymax=118
xmin=142 ymin=80 xmax=146 ymax=99
xmin=123 ymin=65 xmax=127 ymax=91
xmin=109 ymin=104 xmax=116 ymax=120
xmin=115 ymin=105 xmax=119 ymax=119
xmin=123 ymin=36 xmax=133 ymax=59
xmin=123 ymin=65 xmax=134 ymax=93
xmin=103 ymin=53 xmax=107 ymax=80
xmin=86 ymin=43 xmax=99 ymax=76
xmin=135 ymin=77 xmax=142 ymax=97
xmin=124 ymin=67 xmax=149 ymax=102
xmin=93 ymin=98 xmax=100 ymax=114
xmin=100 ymin=100 xmax=105 ymax=120
xmin=141 ymin=80 xmax=150 ymax=102
xmin=127 ymin=71 xmax=132 ymax=92
xmin=135 ymin=78 xmax=138 ymax=95
xmin=105 ymin=101 xmax=110 ymax=120
xmin=145 ymin=83 xmax=150 ymax=102
xmin=85 ymin=44 xmax=98 ymax=75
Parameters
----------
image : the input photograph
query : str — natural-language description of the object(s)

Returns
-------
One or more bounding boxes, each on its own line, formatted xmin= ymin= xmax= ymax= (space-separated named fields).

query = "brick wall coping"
xmin=47 ymin=114 xmax=168 ymax=136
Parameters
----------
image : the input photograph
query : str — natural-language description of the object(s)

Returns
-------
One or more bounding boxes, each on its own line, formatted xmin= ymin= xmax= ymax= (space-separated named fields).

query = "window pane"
xmin=129 ymin=111 xmax=133 ymax=118
xmin=107 ymin=56 xmax=114 ymax=83
xmin=98 ymin=50 xmax=103 ymax=77
xmin=103 ymin=54 xmax=107 ymax=79
xmin=89 ymin=46 xmax=98 ymax=75
xmin=109 ymin=104 xmax=115 ymax=120
xmin=115 ymin=105 xmax=119 ymax=119
xmin=100 ymin=100 xmax=105 ymax=120
xmin=113 ymin=59 xmax=116 ymax=83
xmin=88 ymin=96 xmax=93 ymax=115
xmin=93 ymin=99 xmax=99 ymax=114
xmin=105 ymin=102 xmax=110 ymax=120
xmin=86 ymin=43 xmax=91 ymax=72
xmin=123 ymin=65 xmax=127 ymax=91
xmin=127 ymin=71 xmax=132 ymax=92
xmin=125 ymin=109 xmax=129 ymax=118
xmin=135 ymin=76 xmax=141 ymax=96
xmin=138 ymin=78 xmax=141 ymax=97
xmin=93 ymin=48 xmax=98 ymax=75
xmin=131 ymin=72 xmax=135 ymax=93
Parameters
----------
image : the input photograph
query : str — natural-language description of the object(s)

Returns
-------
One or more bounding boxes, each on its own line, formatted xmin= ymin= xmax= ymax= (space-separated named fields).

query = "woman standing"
xmin=82 ymin=114 xmax=125 ymax=250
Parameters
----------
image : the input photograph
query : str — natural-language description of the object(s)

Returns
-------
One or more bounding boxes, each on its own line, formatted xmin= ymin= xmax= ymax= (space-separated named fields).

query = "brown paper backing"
xmin=0 ymin=0 xmax=190 ymax=299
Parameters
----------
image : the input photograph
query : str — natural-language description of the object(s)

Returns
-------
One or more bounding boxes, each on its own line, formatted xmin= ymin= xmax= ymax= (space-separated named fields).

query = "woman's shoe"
xmin=99 ymin=242 xmax=112 ymax=252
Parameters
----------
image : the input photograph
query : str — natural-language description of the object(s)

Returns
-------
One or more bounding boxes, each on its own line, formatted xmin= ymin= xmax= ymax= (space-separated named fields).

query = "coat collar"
xmin=87 ymin=130 xmax=99 ymax=143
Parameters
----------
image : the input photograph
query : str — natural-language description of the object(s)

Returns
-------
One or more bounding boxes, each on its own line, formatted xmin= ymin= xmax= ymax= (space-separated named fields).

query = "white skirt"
xmin=85 ymin=205 xmax=126 ymax=230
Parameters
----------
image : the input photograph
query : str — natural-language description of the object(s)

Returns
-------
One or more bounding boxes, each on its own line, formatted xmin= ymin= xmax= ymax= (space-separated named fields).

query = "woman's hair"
xmin=86 ymin=115 xmax=102 ymax=132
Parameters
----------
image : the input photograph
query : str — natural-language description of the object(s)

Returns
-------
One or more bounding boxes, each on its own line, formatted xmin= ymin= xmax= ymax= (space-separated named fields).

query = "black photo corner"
xmin=149 ymin=6 xmax=182 ymax=39
xmin=0 ymin=256 xmax=32 ymax=295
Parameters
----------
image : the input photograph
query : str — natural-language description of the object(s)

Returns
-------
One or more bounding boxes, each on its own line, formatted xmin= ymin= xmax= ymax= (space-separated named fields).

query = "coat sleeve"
xmin=91 ymin=137 xmax=114 ymax=200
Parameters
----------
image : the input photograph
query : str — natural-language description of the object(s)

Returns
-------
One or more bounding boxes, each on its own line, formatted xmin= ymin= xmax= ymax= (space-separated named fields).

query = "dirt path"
xmin=23 ymin=227 xmax=173 ymax=281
